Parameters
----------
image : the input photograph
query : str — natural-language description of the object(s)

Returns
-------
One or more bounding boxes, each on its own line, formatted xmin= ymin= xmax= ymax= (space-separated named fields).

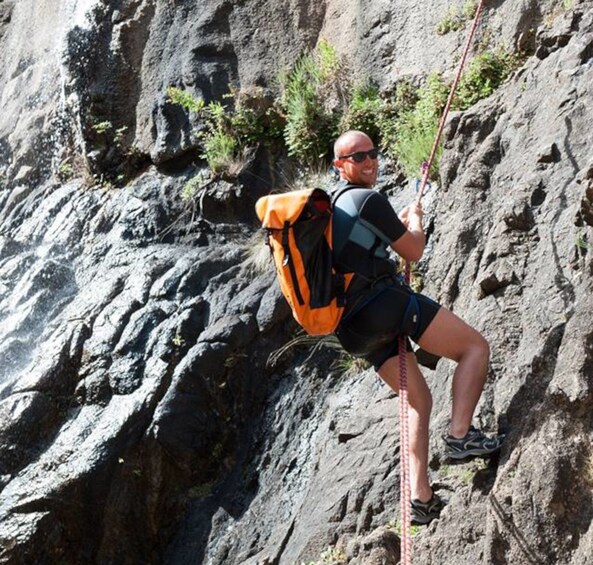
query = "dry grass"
xmin=267 ymin=333 xmax=343 ymax=368
xmin=302 ymin=545 xmax=347 ymax=565
xmin=241 ymin=231 xmax=273 ymax=277
xmin=275 ymin=162 xmax=336 ymax=194
xmin=333 ymin=354 xmax=371 ymax=377
xmin=543 ymin=0 xmax=573 ymax=28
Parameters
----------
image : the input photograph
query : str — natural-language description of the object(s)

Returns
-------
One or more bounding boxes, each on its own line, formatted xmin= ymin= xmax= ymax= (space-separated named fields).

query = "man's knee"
xmin=474 ymin=332 xmax=490 ymax=361
xmin=459 ymin=326 xmax=490 ymax=360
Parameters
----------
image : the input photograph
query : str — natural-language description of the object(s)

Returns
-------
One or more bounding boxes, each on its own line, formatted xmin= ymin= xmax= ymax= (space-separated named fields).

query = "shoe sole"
xmin=446 ymin=445 xmax=502 ymax=460
xmin=411 ymin=515 xmax=438 ymax=525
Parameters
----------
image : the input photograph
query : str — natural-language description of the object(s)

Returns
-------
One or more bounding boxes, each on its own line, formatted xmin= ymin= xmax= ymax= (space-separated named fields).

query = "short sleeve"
xmin=357 ymin=191 xmax=407 ymax=244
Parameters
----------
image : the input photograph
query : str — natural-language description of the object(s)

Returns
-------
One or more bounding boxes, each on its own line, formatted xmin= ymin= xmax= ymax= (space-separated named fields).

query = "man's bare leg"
xmin=416 ymin=306 xmax=490 ymax=438
xmin=378 ymin=351 xmax=433 ymax=502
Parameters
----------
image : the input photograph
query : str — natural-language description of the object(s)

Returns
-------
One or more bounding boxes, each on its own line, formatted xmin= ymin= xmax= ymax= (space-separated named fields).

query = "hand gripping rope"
xmin=397 ymin=1 xmax=487 ymax=563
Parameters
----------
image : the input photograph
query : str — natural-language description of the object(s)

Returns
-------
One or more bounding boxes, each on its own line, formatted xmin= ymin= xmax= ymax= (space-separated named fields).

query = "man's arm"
xmin=391 ymin=202 xmax=426 ymax=262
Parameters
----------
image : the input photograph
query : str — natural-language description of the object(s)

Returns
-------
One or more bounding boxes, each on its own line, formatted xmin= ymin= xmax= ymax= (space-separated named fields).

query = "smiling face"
xmin=333 ymin=131 xmax=379 ymax=188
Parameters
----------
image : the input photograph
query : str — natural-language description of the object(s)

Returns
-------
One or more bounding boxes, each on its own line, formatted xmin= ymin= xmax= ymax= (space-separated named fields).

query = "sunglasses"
xmin=338 ymin=148 xmax=379 ymax=163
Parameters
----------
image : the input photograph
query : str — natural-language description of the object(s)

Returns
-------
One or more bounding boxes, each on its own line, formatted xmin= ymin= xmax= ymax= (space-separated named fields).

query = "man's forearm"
xmin=407 ymin=217 xmax=426 ymax=249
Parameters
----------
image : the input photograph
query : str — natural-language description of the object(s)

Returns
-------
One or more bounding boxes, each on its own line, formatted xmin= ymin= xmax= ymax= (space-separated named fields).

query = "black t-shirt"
xmin=331 ymin=182 xmax=407 ymax=288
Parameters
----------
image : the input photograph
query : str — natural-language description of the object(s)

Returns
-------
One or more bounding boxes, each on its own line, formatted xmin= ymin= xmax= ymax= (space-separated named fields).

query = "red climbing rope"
xmin=398 ymin=1 xmax=487 ymax=563
xmin=398 ymin=333 xmax=412 ymax=564
xmin=416 ymin=0 xmax=488 ymax=204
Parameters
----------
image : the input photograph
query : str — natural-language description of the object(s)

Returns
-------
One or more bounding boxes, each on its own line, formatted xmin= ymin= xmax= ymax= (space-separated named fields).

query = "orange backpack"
xmin=255 ymin=187 xmax=354 ymax=335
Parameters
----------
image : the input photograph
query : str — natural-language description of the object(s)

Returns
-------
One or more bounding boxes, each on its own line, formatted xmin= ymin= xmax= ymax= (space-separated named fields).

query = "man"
xmin=331 ymin=130 xmax=503 ymax=524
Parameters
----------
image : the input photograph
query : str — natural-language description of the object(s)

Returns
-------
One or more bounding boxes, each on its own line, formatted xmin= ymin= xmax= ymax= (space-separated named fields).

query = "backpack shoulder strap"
xmin=331 ymin=183 xmax=364 ymax=207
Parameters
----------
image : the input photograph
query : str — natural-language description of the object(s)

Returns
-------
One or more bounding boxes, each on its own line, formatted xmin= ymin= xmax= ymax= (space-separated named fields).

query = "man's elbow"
xmin=410 ymin=234 xmax=426 ymax=261
xmin=407 ymin=248 xmax=424 ymax=262
xmin=406 ymin=236 xmax=425 ymax=262
xmin=390 ymin=232 xmax=425 ymax=262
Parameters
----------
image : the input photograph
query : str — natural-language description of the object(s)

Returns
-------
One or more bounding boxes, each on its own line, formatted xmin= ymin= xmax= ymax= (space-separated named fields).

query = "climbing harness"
xmin=398 ymin=1 xmax=487 ymax=563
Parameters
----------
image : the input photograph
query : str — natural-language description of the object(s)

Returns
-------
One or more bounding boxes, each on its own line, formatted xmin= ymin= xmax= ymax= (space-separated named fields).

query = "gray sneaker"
xmin=411 ymin=491 xmax=445 ymax=525
xmin=443 ymin=426 xmax=504 ymax=460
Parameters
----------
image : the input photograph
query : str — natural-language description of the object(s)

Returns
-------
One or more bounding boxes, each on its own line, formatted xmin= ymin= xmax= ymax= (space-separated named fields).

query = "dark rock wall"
xmin=0 ymin=0 xmax=547 ymax=181
xmin=1 ymin=0 xmax=593 ymax=564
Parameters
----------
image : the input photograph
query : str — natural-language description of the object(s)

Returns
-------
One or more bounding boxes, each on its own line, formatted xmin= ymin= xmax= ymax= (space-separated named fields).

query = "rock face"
xmin=0 ymin=0 xmax=550 ymax=181
xmin=1 ymin=1 xmax=593 ymax=564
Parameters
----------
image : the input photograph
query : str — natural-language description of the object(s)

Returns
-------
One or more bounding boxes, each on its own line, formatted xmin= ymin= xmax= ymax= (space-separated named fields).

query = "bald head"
xmin=333 ymin=130 xmax=374 ymax=159
xmin=333 ymin=130 xmax=379 ymax=188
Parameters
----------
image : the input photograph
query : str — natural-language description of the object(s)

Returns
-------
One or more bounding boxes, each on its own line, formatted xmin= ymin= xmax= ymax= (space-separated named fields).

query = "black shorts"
xmin=336 ymin=278 xmax=441 ymax=370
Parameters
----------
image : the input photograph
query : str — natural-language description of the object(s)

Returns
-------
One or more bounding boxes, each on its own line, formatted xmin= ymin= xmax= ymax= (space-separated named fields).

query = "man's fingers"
xmin=409 ymin=202 xmax=423 ymax=217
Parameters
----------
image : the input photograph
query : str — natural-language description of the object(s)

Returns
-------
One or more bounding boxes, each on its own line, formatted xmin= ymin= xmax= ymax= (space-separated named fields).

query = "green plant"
xmin=224 ymin=352 xmax=248 ymax=368
xmin=114 ymin=126 xmax=128 ymax=145
xmin=189 ymin=480 xmax=216 ymax=499
xmin=383 ymin=74 xmax=448 ymax=179
xmin=454 ymin=49 xmax=519 ymax=110
xmin=226 ymin=86 xmax=285 ymax=148
xmin=172 ymin=334 xmax=185 ymax=347
xmin=167 ymin=86 xmax=205 ymax=113
xmin=435 ymin=2 xmax=477 ymax=35
xmin=191 ymin=99 xmax=242 ymax=174
xmin=316 ymin=39 xmax=343 ymax=82
xmin=440 ymin=458 xmax=487 ymax=484
xmin=394 ymin=115 xmax=439 ymax=177
xmin=182 ymin=171 xmax=210 ymax=200
xmin=393 ymin=80 xmax=420 ymax=113
xmin=92 ymin=120 xmax=113 ymax=135
xmin=575 ymin=233 xmax=589 ymax=250
xmin=212 ymin=442 xmax=224 ymax=461
xmin=202 ymin=128 xmax=239 ymax=175
xmin=435 ymin=6 xmax=464 ymax=35
xmin=380 ymin=48 xmax=518 ymax=178
xmin=340 ymin=82 xmax=384 ymax=143
xmin=168 ymin=86 xmax=283 ymax=176
xmin=88 ymin=119 xmax=136 ymax=186
xmin=279 ymin=39 xmax=346 ymax=165
xmin=91 ymin=173 xmax=114 ymax=190
xmin=57 ymin=159 xmax=74 ymax=181
xmin=377 ymin=80 xmax=418 ymax=156
xmin=302 ymin=546 xmax=347 ymax=565
xmin=462 ymin=0 xmax=478 ymax=20
xmin=226 ymin=103 xmax=263 ymax=147
xmin=388 ymin=520 xmax=422 ymax=537
xmin=166 ymin=40 xmax=520 ymax=186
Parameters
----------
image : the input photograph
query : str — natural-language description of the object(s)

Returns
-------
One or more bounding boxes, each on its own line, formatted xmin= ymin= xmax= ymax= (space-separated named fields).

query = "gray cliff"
xmin=1 ymin=0 xmax=593 ymax=564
